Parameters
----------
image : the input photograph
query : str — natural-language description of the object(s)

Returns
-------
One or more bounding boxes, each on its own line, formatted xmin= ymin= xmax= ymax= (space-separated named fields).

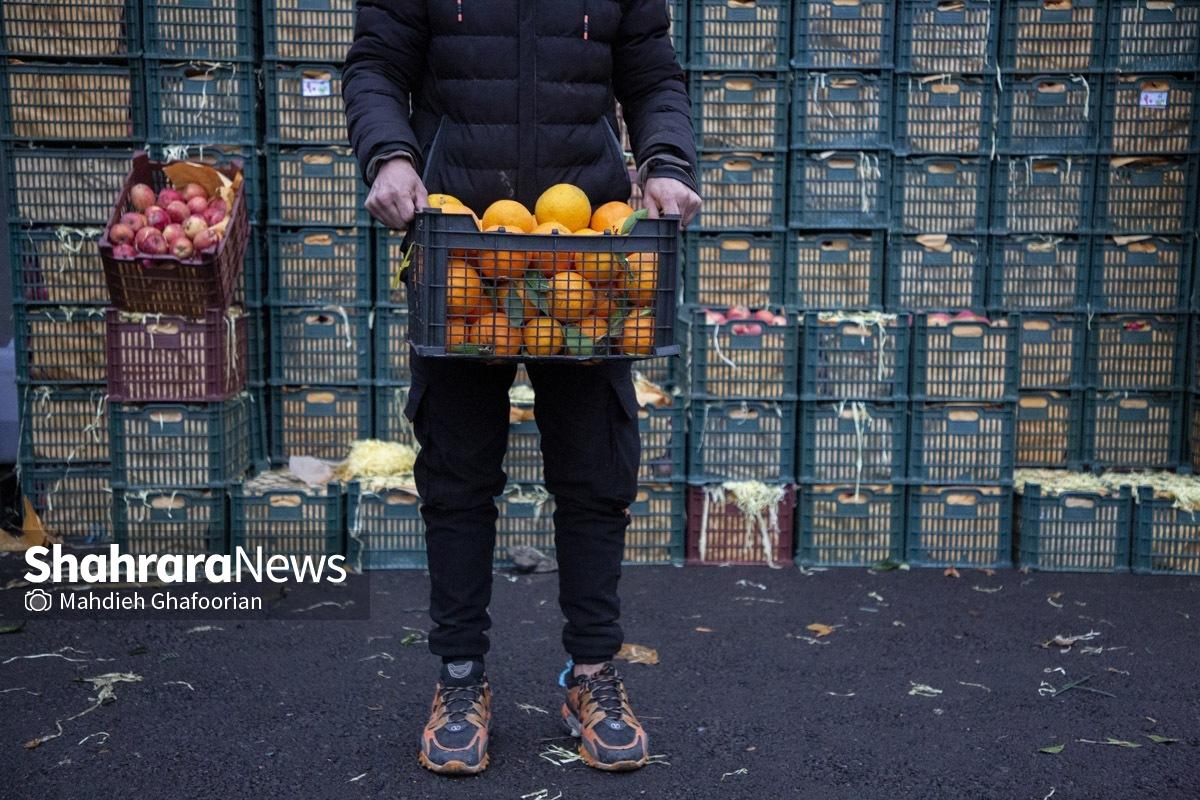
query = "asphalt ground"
xmin=1 ymin=558 xmax=1198 ymax=800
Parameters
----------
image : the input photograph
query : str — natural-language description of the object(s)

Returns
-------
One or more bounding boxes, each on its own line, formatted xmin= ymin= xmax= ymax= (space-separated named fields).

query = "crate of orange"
xmin=403 ymin=185 xmax=681 ymax=362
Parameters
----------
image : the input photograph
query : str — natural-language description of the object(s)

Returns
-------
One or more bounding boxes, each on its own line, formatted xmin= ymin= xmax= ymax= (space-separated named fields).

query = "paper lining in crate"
xmin=687 ymin=399 xmax=797 ymax=484
xmin=897 ymin=0 xmax=996 ymax=72
xmin=688 ymin=0 xmax=789 ymax=71
xmin=268 ymin=228 xmax=371 ymax=305
xmin=11 ymin=226 xmax=108 ymax=305
xmin=110 ymin=394 xmax=252 ymax=488
xmin=893 ymin=157 xmax=989 ymax=234
xmin=267 ymin=146 xmax=367 ymax=227
xmin=1103 ymin=74 xmax=1199 ymax=155
xmin=4 ymin=147 xmax=132 ymax=226
xmin=19 ymin=385 xmax=109 ymax=464
xmin=991 ymin=156 xmax=1094 ymax=235
xmin=264 ymin=0 xmax=356 ymax=61
xmin=887 ymin=235 xmax=986 ymax=311
xmin=692 ymin=73 xmax=788 ymax=152
xmin=230 ymin=474 xmax=343 ymax=558
xmin=1095 ymin=156 xmax=1197 ymax=235
xmin=909 ymin=403 xmax=1015 ymax=484
xmin=789 ymin=150 xmax=889 ymax=228
xmin=906 ymin=485 xmax=1013 ymax=568
xmin=801 ymin=312 xmax=910 ymax=400
xmin=269 ymin=304 xmax=372 ymax=385
xmin=685 ymin=483 xmax=796 ymax=567
xmin=1091 ymin=236 xmax=1191 ymax=314
xmin=1083 ymin=392 xmax=1183 ymax=471
xmin=792 ymin=0 xmax=895 ymax=69
xmin=694 ymin=152 xmax=786 ymax=230
xmin=112 ymin=488 xmax=227 ymax=556
xmin=894 ymin=74 xmax=993 ymax=156
xmin=683 ymin=231 xmax=786 ymax=309
xmin=20 ymin=464 xmax=112 ymax=546
xmin=1016 ymin=392 xmax=1083 ymax=469
xmin=1015 ymin=472 xmax=1133 ymax=572
xmin=1086 ymin=315 xmax=1186 ymax=391
xmin=1018 ymin=314 xmax=1085 ymax=390
xmin=1106 ymin=0 xmax=1200 ymax=73
xmin=987 ymin=235 xmax=1088 ymax=312
xmin=796 ymin=484 xmax=905 ymax=567
xmin=1000 ymin=0 xmax=1105 ymax=71
xmin=0 ymin=0 xmax=138 ymax=58
xmin=799 ymin=400 xmax=906 ymax=484
xmin=15 ymin=305 xmax=107 ymax=385
xmin=997 ymin=75 xmax=1098 ymax=154
xmin=791 ymin=71 xmax=891 ymax=149
xmin=685 ymin=309 xmax=798 ymax=399
xmin=0 ymin=61 xmax=144 ymax=142
xmin=143 ymin=0 xmax=255 ymax=61
xmin=266 ymin=64 xmax=348 ymax=144
xmin=787 ymin=232 xmax=884 ymax=310
xmin=147 ymin=61 xmax=257 ymax=145
xmin=269 ymin=384 xmax=372 ymax=464
xmin=1134 ymin=483 xmax=1200 ymax=575
xmin=912 ymin=315 xmax=1017 ymax=401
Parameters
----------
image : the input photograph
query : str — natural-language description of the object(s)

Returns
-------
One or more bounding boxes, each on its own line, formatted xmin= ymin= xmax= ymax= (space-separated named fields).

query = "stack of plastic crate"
xmin=1085 ymin=0 xmax=1199 ymax=474
xmin=2 ymin=1 xmax=146 ymax=546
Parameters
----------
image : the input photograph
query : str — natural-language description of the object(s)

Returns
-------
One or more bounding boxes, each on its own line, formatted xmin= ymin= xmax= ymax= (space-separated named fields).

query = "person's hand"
xmin=643 ymin=177 xmax=701 ymax=229
xmin=366 ymin=157 xmax=429 ymax=230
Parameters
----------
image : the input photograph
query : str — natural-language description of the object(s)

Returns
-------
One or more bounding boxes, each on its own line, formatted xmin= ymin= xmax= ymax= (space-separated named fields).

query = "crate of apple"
xmin=101 ymin=151 xmax=248 ymax=316
xmin=700 ymin=305 xmax=789 ymax=336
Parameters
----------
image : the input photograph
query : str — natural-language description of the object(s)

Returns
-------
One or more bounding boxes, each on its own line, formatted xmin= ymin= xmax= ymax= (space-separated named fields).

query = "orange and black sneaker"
xmin=562 ymin=662 xmax=650 ymax=771
xmin=418 ymin=660 xmax=491 ymax=775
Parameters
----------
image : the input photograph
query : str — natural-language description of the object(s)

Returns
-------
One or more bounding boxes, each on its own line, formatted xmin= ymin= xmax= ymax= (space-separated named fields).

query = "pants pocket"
xmin=403 ymin=381 xmax=426 ymax=423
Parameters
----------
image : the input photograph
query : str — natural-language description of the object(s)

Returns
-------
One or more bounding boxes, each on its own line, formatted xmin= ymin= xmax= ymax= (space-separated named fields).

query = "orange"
xmin=622 ymin=251 xmax=658 ymax=307
xmin=446 ymin=316 xmax=471 ymax=347
xmin=425 ymin=193 xmax=462 ymax=209
xmin=591 ymin=291 xmax=618 ymax=321
xmin=446 ymin=263 xmax=485 ymax=317
xmin=619 ymin=314 xmax=656 ymax=356
xmin=477 ymin=225 xmax=530 ymax=280
xmin=547 ymin=271 xmax=596 ymax=323
xmin=472 ymin=312 xmax=522 ymax=356
xmin=577 ymin=315 xmax=609 ymax=341
xmin=529 ymin=221 xmax=574 ymax=275
xmin=481 ymin=200 xmax=535 ymax=233
xmin=535 ymin=183 xmax=592 ymax=232
xmin=572 ymin=228 xmax=619 ymax=283
xmin=590 ymin=201 xmax=635 ymax=233
xmin=523 ymin=317 xmax=565 ymax=356
xmin=439 ymin=202 xmax=482 ymax=259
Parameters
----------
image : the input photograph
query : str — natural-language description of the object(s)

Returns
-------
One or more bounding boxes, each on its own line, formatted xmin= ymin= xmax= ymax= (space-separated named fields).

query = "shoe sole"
xmin=418 ymin=750 xmax=490 ymax=776
xmin=561 ymin=704 xmax=647 ymax=772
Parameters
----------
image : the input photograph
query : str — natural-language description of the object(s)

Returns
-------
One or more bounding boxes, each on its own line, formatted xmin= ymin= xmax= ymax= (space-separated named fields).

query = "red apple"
xmin=703 ymin=309 xmax=727 ymax=326
xmin=171 ymin=237 xmax=194 ymax=259
xmin=112 ymin=243 xmax=137 ymax=259
xmin=134 ymin=226 xmax=157 ymax=248
xmin=182 ymin=215 xmax=208 ymax=239
xmin=165 ymin=200 xmax=189 ymax=224
xmin=145 ymin=205 xmax=170 ymax=230
xmin=158 ymin=187 xmax=183 ymax=206
xmin=192 ymin=228 xmax=221 ymax=253
xmin=162 ymin=223 xmax=185 ymax=245
xmin=752 ymin=309 xmax=777 ymax=324
xmin=204 ymin=204 xmax=226 ymax=226
xmin=137 ymin=230 xmax=168 ymax=255
xmin=927 ymin=312 xmax=952 ymax=327
xmin=731 ymin=322 xmax=763 ymax=336
xmin=207 ymin=197 xmax=227 ymax=218
xmin=109 ymin=223 xmax=134 ymax=245
xmin=129 ymin=183 xmax=157 ymax=212
xmin=120 ymin=212 xmax=146 ymax=232
xmin=726 ymin=305 xmax=752 ymax=321
xmin=769 ymin=314 xmax=788 ymax=327
xmin=187 ymin=195 xmax=209 ymax=216
xmin=182 ymin=183 xmax=207 ymax=202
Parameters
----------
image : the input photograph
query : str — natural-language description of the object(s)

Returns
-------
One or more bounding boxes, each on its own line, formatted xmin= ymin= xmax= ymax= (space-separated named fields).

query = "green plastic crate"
xmin=792 ymin=0 xmax=894 ymax=69
xmin=1018 ymin=314 xmax=1086 ymax=390
xmin=912 ymin=316 xmax=1018 ymax=401
xmin=1094 ymin=156 xmax=1198 ymax=235
xmin=693 ymin=152 xmax=786 ymax=230
xmin=801 ymin=312 xmax=911 ymax=401
xmin=1102 ymin=74 xmax=1200 ymax=155
xmin=14 ymin=305 xmax=107 ymax=385
xmin=799 ymin=400 xmax=907 ymax=484
xmin=797 ymin=484 xmax=905 ymax=567
xmin=1083 ymin=391 xmax=1183 ymax=471
xmin=786 ymin=231 xmax=884 ymax=311
xmin=689 ymin=0 xmax=789 ymax=71
xmin=112 ymin=487 xmax=227 ymax=556
xmin=687 ymin=399 xmax=797 ymax=483
xmin=624 ymin=484 xmax=687 ymax=565
xmin=892 ymin=156 xmax=990 ymax=234
xmin=374 ymin=226 xmax=409 ymax=305
xmin=789 ymin=150 xmax=889 ymax=228
xmin=19 ymin=384 xmax=110 ymax=464
xmin=897 ymin=0 xmax=997 ymax=72
xmin=4 ymin=146 xmax=133 ymax=226
xmin=147 ymin=60 xmax=256 ymax=144
xmin=685 ymin=308 xmax=799 ymax=399
xmin=374 ymin=304 xmax=411 ymax=384
xmin=267 ymin=227 xmax=371 ymax=305
xmin=0 ymin=61 xmax=144 ymax=142
xmin=791 ymin=70 xmax=891 ymax=150
xmin=20 ymin=463 xmax=112 ymax=546
xmin=1133 ymin=487 xmax=1200 ymax=575
xmin=0 ymin=0 xmax=139 ymax=58
xmin=1106 ymin=0 xmax=1200 ymax=72
xmin=909 ymin=402 xmax=1015 ymax=484
xmin=986 ymin=235 xmax=1089 ymax=312
xmin=264 ymin=0 xmax=355 ymax=61
xmin=691 ymin=72 xmax=788 ymax=152
xmin=1086 ymin=315 xmax=1186 ymax=391
xmin=143 ymin=0 xmax=254 ymax=60
xmin=1018 ymin=484 xmax=1132 ymax=572
xmin=683 ymin=231 xmax=787 ymax=309
xmin=265 ymin=63 xmax=348 ymax=144
xmin=1016 ymin=391 xmax=1084 ymax=469
xmin=230 ymin=482 xmax=343 ymax=558
xmin=997 ymin=75 xmax=1099 ymax=154
xmin=895 ymin=74 xmax=994 ymax=156
xmin=1000 ymin=0 xmax=1105 ymax=71
xmin=10 ymin=225 xmax=108 ymax=305
xmin=346 ymin=483 xmax=425 ymax=570
xmin=372 ymin=382 xmax=418 ymax=448
xmin=886 ymin=235 xmax=987 ymax=312
xmin=990 ymin=156 xmax=1095 ymax=235
xmin=268 ymin=303 xmax=371 ymax=385
xmin=111 ymin=395 xmax=252 ymax=487
xmin=268 ymin=383 xmax=372 ymax=464
xmin=267 ymin=146 xmax=367 ymax=227
xmin=1090 ymin=236 xmax=1192 ymax=314
xmin=906 ymin=485 xmax=1014 ymax=568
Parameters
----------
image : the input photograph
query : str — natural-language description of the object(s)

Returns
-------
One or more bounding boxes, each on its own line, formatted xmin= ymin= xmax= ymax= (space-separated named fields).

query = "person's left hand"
xmin=643 ymin=177 xmax=701 ymax=229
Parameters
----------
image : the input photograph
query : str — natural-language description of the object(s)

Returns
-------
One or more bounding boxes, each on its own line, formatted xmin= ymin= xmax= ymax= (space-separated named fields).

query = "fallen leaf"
xmin=943 ymin=567 xmax=961 ymax=578
xmin=0 ymin=499 xmax=61 ymax=552
xmin=806 ymin=623 xmax=836 ymax=637
xmin=1039 ymin=744 xmax=1065 ymax=754
xmin=1145 ymin=734 xmax=1179 ymax=744
xmin=616 ymin=642 xmax=659 ymax=665
xmin=694 ymin=627 xmax=715 ymax=633
xmin=0 ymin=622 xmax=26 ymax=634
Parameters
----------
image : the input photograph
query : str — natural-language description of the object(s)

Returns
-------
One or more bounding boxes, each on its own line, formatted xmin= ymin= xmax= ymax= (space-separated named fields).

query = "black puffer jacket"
xmin=342 ymin=0 xmax=696 ymax=214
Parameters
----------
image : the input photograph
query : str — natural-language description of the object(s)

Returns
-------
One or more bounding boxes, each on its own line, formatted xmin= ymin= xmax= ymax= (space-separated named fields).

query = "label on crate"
xmin=302 ymin=78 xmax=332 ymax=97
xmin=1139 ymin=90 xmax=1169 ymax=108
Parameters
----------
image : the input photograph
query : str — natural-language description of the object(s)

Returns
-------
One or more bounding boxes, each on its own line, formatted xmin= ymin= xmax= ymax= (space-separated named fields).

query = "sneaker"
xmin=562 ymin=662 xmax=649 ymax=771
xmin=418 ymin=660 xmax=491 ymax=775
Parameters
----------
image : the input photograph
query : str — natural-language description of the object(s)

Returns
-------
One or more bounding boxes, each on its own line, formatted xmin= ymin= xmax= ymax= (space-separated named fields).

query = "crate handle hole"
xmin=149 ymin=410 xmax=184 ymax=425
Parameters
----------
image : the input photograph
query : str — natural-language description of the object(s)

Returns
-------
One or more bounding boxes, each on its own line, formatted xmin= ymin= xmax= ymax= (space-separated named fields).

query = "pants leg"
xmin=407 ymin=349 xmax=516 ymax=660
xmin=525 ymin=360 xmax=641 ymax=663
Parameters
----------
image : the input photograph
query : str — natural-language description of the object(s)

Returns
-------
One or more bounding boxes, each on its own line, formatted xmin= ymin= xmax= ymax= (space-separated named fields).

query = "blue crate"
xmin=912 ymin=316 xmax=1018 ymax=401
xmin=372 ymin=382 xmax=419 ymax=449
xmin=143 ymin=0 xmax=254 ymax=60
xmin=1018 ymin=484 xmax=1133 ymax=572
xmin=1102 ymin=74 xmax=1200 ymax=155
xmin=0 ymin=61 xmax=145 ymax=142
xmin=242 ymin=303 xmax=267 ymax=385
xmin=683 ymin=231 xmax=787 ymax=309
xmin=267 ymin=145 xmax=370 ymax=228
xmin=147 ymin=60 xmax=256 ymax=145
xmin=894 ymin=74 xmax=994 ymax=156
xmin=230 ymin=483 xmax=344 ymax=558
xmin=14 ymin=305 xmax=107 ymax=385
xmin=111 ymin=395 xmax=252 ymax=488
xmin=687 ymin=399 xmax=797 ymax=484
xmin=1087 ymin=315 xmax=1187 ymax=391
xmin=893 ymin=156 xmax=990 ymax=234
xmin=1018 ymin=314 xmax=1086 ymax=390
xmin=346 ymin=483 xmax=425 ymax=570
xmin=1094 ymin=156 xmax=1198 ymax=235
xmin=624 ymin=484 xmax=687 ymax=565
xmin=685 ymin=308 xmax=800 ymax=400
xmin=792 ymin=0 xmax=894 ymax=69
xmin=265 ymin=63 xmax=349 ymax=145
xmin=886 ymin=235 xmax=987 ymax=312
xmin=112 ymin=487 xmax=227 ymax=556
xmin=268 ymin=383 xmax=372 ymax=464
xmin=374 ymin=304 xmax=411 ymax=384
xmin=239 ymin=223 xmax=266 ymax=307
xmin=990 ymin=156 xmax=1095 ymax=235
xmin=1016 ymin=391 xmax=1084 ymax=469
xmin=1000 ymin=0 xmax=1106 ymax=71
xmin=1193 ymin=319 xmax=1200 ymax=395
xmin=691 ymin=72 xmax=788 ymax=152
xmin=906 ymin=485 xmax=1014 ymax=568
xmin=789 ymin=150 xmax=889 ymax=228
xmin=1091 ymin=236 xmax=1192 ymax=313
xmin=791 ymin=71 xmax=891 ymax=150
xmin=1106 ymin=0 xmax=1200 ymax=72
xmin=10 ymin=226 xmax=108 ymax=306
xmin=997 ymin=75 xmax=1099 ymax=154
xmin=801 ymin=311 xmax=911 ymax=401
xmin=909 ymin=402 xmax=1015 ymax=484
xmin=20 ymin=463 xmax=112 ymax=546
xmin=0 ymin=0 xmax=139 ymax=58
xmin=689 ymin=0 xmax=789 ymax=71
xmin=267 ymin=227 xmax=372 ymax=305
xmin=638 ymin=400 xmax=687 ymax=483
xmin=787 ymin=230 xmax=885 ymax=310
xmin=1133 ymin=487 xmax=1200 ymax=575
xmin=264 ymin=0 xmax=356 ymax=62
xmin=1190 ymin=393 xmax=1200 ymax=472
xmin=799 ymin=400 xmax=907 ymax=483
xmin=694 ymin=152 xmax=787 ymax=230
xmin=797 ymin=483 xmax=905 ymax=567
xmin=269 ymin=303 xmax=372 ymax=385
xmin=18 ymin=384 xmax=109 ymax=464
xmin=374 ymin=226 xmax=408 ymax=306
xmin=897 ymin=0 xmax=998 ymax=72
xmin=1083 ymin=391 xmax=1184 ymax=470
xmin=987 ymin=235 xmax=1089 ymax=312
xmin=4 ymin=146 xmax=133 ymax=226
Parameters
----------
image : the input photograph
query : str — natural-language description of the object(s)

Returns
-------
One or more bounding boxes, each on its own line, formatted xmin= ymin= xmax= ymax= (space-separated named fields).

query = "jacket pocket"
xmin=420 ymin=117 xmax=447 ymax=186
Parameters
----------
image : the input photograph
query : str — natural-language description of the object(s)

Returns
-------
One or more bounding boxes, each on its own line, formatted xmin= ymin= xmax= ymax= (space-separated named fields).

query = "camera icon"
xmin=24 ymin=588 xmax=53 ymax=613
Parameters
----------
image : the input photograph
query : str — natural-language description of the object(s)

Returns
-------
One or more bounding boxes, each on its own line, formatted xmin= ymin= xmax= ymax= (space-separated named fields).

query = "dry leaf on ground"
xmin=806 ymin=623 xmax=836 ymax=637
xmin=616 ymin=643 xmax=659 ymax=665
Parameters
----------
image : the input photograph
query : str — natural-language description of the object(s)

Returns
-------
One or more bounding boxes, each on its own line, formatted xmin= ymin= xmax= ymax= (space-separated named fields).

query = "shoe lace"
xmin=581 ymin=668 xmax=627 ymax=720
xmin=438 ymin=683 xmax=484 ymax=723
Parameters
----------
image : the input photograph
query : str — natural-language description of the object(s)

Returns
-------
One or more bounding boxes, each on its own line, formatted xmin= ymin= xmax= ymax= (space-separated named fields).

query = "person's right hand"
xmin=366 ymin=157 xmax=429 ymax=230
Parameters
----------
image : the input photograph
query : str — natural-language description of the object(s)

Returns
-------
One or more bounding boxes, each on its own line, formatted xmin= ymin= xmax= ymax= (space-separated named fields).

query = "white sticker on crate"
xmin=1140 ymin=90 xmax=1169 ymax=108
xmin=302 ymin=78 xmax=332 ymax=97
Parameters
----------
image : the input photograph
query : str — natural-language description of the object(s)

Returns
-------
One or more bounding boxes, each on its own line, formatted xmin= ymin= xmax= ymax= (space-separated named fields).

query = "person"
xmin=343 ymin=0 xmax=700 ymax=776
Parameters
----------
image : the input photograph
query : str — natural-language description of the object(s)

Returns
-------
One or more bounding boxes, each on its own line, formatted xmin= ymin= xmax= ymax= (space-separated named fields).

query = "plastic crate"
xmin=1086 ymin=315 xmax=1186 ymax=391
xmin=1106 ymin=0 xmax=1200 ymax=72
xmin=494 ymin=488 xmax=555 ymax=564
xmin=346 ymin=483 xmax=424 ymax=570
xmin=788 ymin=150 xmax=889 ymax=228
xmin=112 ymin=487 xmax=227 ymax=556
xmin=375 ymin=227 xmax=409 ymax=305
xmin=143 ymin=0 xmax=254 ymax=60
xmin=685 ymin=309 xmax=799 ymax=399
xmin=685 ymin=484 xmax=796 ymax=566
xmin=894 ymin=74 xmax=994 ymax=156
xmin=147 ymin=60 xmax=256 ymax=145
xmin=909 ymin=402 xmax=1015 ymax=484
xmin=689 ymin=0 xmax=789 ymax=71
xmin=912 ymin=317 xmax=1018 ymax=401
xmin=246 ymin=382 xmax=269 ymax=470
xmin=1102 ymin=74 xmax=1200 ymax=155
xmin=886 ymin=235 xmax=987 ymax=311
xmin=148 ymin=142 xmax=264 ymax=220
xmin=1000 ymin=0 xmax=1105 ymax=71
xmin=1083 ymin=392 xmax=1183 ymax=470
xmin=893 ymin=157 xmax=990 ymax=234
xmin=242 ymin=304 xmax=267 ymax=385
xmin=14 ymin=305 xmax=107 ymax=385
xmin=669 ymin=0 xmax=687 ymax=59
xmin=230 ymin=482 xmax=343 ymax=558
xmin=264 ymin=0 xmax=355 ymax=62
xmin=1018 ymin=484 xmax=1132 ymax=572
xmin=1133 ymin=488 xmax=1200 ymax=575
xmin=1018 ymin=314 xmax=1086 ymax=390
xmin=623 ymin=484 xmax=687 ymax=565
xmin=106 ymin=308 xmax=248 ymax=402
xmin=695 ymin=152 xmax=786 ymax=230
xmin=687 ymin=399 xmax=797 ymax=483
xmin=0 ymin=61 xmax=143 ymax=142
xmin=265 ymin=63 xmax=348 ymax=145
xmin=798 ymin=401 xmax=907 ymax=483
xmin=4 ymin=146 xmax=133 ymax=226
xmin=787 ymin=231 xmax=885 ymax=310
xmin=10 ymin=226 xmax=108 ymax=305
xmin=19 ymin=385 xmax=109 ymax=464
xmin=268 ymin=384 xmax=371 ymax=463
xmin=897 ymin=0 xmax=997 ymax=72
xmin=503 ymin=396 xmax=542 ymax=485
xmin=1192 ymin=394 xmax=1200 ymax=471
xmin=0 ymin=0 xmax=139 ymax=58
xmin=1016 ymin=391 xmax=1084 ymax=469
xmin=267 ymin=228 xmax=370 ymax=305
xmin=791 ymin=71 xmax=891 ymax=150
xmin=990 ymin=156 xmax=1095 ymax=235
xmin=791 ymin=0 xmax=894 ymax=69
xmin=1094 ymin=156 xmax=1198 ymax=235
xmin=906 ymin=485 xmax=1014 ymax=568
xmin=374 ymin=305 xmax=410 ymax=383
xmin=269 ymin=304 xmax=371 ymax=385
xmin=683 ymin=231 xmax=787 ymax=309
xmin=987 ymin=235 xmax=1089 ymax=312
xmin=638 ymin=400 xmax=687 ymax=483
xmin=801 ymin=312 xmax=911 ymax=400
xmin=691 ymin=72 xmax=788 ymax=151
xmin=372 ymin=383 xmax=419 ymax=449
xmin=796 ymin=483 xmax=905 ymax=567
xmin=1193 ymin=321 xmax=1200 ymax=394
xmin=20 ymin=464 xmax=112 ymax=546
xmin=267 ymin=146 xmax=369 ymax=227
xmin=238 ymin=224 xmax=266 ymax=306
xmin=997 ymin=75 xmax=1099 ymax=154
xmin=1091 ymin=236 xmax=1192 ymax=313
xmin=111 ymin=395 xmax=252 ymax=487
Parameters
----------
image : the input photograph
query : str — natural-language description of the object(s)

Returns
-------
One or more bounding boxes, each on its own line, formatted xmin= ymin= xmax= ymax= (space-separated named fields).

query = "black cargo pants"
xmin=404 ymin=349 xmax=641 ymax=664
